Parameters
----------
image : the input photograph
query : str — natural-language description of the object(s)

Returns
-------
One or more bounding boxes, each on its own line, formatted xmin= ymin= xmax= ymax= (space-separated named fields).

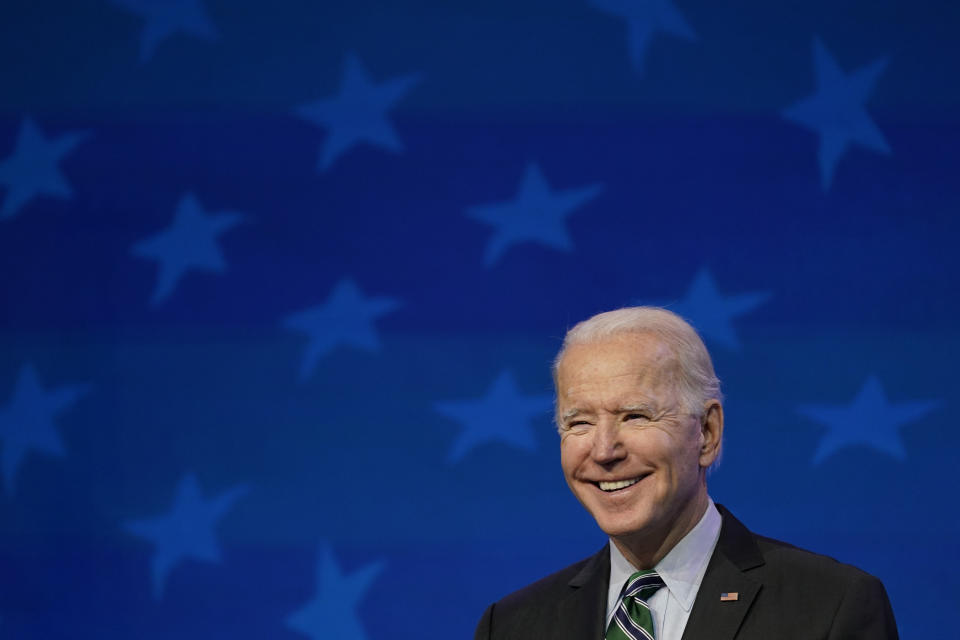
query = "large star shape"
xmin=588 ymin=0 xmax=697 ymax=74
xmin=466 ymin=163 xmax=603 ymax=267
xmin=798 ymin=376 xmax=938 ymax=465
xmin=670 ymin=268 xmax=770 ymax=351
xmin=110 ymin=0 xmax=219 ymax=62
xmin=125 ymin=473 xmax=247 ymax=599
xmin=283 ymin=278 xmax=400 ymax=381
xmin=435 ymin=370 xmax=553 ymax=464
xmin=782 ymin=38 xmax=890 ymax=190
xmin=0 ymin=364 xmax=87 ymax=494
xmin=286 ymin=544 xmax=384 ymax=640
xmin=0 ymin=118 xmax=89 ymax=221
xmin=130 ymin=193 xmax=244 ymax=306
xmin=296 ymin=54 xmax=422 ymax=171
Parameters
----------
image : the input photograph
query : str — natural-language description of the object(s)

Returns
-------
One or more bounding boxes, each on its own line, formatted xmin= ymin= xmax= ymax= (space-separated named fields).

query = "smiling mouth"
xmin=596 ymin=476 xmax=645 ymax=492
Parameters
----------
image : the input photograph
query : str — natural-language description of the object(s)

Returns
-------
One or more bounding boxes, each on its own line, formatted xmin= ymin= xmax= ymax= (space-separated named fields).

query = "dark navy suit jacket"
xmin=474 ymin=506 xmax=898 ymax=639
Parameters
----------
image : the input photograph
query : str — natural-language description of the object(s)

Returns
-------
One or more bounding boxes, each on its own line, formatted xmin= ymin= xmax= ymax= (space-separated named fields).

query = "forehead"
xmin=555 ymin=333 xmax=679 ymax=404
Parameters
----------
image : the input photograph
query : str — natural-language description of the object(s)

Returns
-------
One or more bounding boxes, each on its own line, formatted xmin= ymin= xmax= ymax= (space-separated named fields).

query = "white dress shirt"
xmin=605 ymin=500 xmax=722 ymax=640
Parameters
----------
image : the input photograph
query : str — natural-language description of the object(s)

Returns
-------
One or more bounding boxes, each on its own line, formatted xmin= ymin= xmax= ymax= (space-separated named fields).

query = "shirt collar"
xmin=608 ymin=499 xmax=722 ymax=613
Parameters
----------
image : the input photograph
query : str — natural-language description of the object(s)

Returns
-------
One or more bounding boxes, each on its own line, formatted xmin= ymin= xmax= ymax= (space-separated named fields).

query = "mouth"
xmin=594 ymin=475 xmax=647 ymax=492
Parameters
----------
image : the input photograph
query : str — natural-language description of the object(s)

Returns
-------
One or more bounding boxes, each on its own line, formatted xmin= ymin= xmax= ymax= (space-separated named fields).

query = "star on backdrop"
xmin=0 ymin=364 xmax=88 ymax=495
xmin=286 ymin=544 xmax=384 ymax=640
xmin=296 ymin=54 xmax=422 ymax=171
xmin=0 ymin=118 xmax=89 ymax=221
xmin=435 ymin=369 xmax=553 ymax=464
xmin=588 ymin=0 xmax=697 ymax=73
xmin=782 ymin=38 xmax=890 ymax=190
xmin=130 ymin=193 xmax=244 ymax=306
xmin=124 ymin=473 xmax=247 ymax=599
xmin=110 ymin=0 xmax=219 ymax=62
xmin=668 ymin=268 xmax=770 ymax=350
xmin=282 ymin=278 xmax=401 ymax=381
xmin=798 ymin=375 xmax=939 ymax=465
xmin=465 ymin=163 xmax=603 ymax=267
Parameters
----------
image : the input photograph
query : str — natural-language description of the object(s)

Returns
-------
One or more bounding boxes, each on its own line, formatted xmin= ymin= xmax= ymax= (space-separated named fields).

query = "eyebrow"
xmin=619 ymin=403 xmax=654 ymax=413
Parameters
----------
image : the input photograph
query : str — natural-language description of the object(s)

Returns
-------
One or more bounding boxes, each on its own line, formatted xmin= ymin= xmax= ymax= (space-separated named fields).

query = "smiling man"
xmin=474 ymin=307 xmax=898 ymax=640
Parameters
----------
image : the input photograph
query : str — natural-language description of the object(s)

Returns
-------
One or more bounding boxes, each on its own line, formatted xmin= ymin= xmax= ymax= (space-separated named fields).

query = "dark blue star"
xmin=782 ymin=38 xmax=890 ymax=190
xmin=588 ymin=0 xmax=696 ymax=74
xmin=110 ymin=0 xmax=219 ymax=62
xmin=466 ymin=164 xmax=603 ymax=267
xmin=130 ymin=193 xmax=244 ymax=306
xmin=435 ymin=370 xmax=553 ymax=464
xmin=798 ymin=376 xmax=939 ymax=465
xmin=283 ymin=278 xmax=400 ymax=381
xmin=670 ymin=268 xmax=770 ymax=351
xmin=0 ymin=118 xmax=89 ymax=221
xmin=286 ymin=544 xmax=384 ymax=640
xmin=125 ymin=474 xmax=247 ymax=599
xmin=0 ymin=364 xmax=88 ymax=494
xmin=296 ymin=54 xmax=422 ymax=171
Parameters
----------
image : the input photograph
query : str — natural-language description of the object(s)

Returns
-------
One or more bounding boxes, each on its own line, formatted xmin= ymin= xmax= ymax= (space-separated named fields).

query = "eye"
xmin=624 ymin=413 xmax=651 ymax=423
xmin=565 ymin=420 xmax=592 ymax=431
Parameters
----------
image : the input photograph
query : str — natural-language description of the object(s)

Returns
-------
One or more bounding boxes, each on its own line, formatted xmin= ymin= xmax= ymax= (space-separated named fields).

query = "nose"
xmin=590 ymin=418 xmax=625 ymax=466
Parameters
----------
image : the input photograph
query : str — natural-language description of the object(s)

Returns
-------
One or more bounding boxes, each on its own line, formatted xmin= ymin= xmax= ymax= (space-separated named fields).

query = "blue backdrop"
xmin=0 ymin=0 xmax=957 ymax=638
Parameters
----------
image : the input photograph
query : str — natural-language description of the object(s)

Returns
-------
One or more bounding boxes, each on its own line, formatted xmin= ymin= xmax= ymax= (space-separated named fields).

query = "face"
xmin=556 ymin=333 xmax=721 ymax=554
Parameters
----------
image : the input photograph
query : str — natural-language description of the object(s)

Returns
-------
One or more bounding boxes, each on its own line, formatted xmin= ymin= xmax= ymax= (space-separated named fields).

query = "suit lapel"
xmin=681 ymin=506 xmax=763 ymax=640
xmin=555 ymin=545 xmax=609 ymax=639
xmin=553 ymin=508 xmax=764 ymax=640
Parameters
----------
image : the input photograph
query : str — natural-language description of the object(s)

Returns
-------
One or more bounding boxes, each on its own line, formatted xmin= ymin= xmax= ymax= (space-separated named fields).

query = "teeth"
xmin=598 ymin=477 xmax=641 ymax=492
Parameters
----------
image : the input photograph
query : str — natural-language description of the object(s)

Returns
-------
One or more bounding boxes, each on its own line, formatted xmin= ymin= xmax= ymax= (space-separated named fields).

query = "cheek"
xmin=560 ymin=436 xmax=590 ymax=472
xmin=559 ymin=439 xmax=576 ymax=468
xmin=630 ymin=430 xmax=697 ymax=479
xmin=665 ymin=439 xmax=704 ymax=487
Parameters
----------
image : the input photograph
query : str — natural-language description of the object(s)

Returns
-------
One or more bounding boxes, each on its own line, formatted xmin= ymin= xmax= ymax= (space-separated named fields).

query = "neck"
xmin=611 ymin=490 xmax=710 ymax=570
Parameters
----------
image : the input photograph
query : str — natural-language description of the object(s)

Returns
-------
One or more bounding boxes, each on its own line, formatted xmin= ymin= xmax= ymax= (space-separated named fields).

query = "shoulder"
xmin=712 ymin=507 xmax=898 ymax=637
xmin=496 ymin=550 xmax=601 ymax=609
xmin=754 ymin=533 xmax=871 ymax=575
xmin=473 ymin=547 xmax=607 ymax=640
xmin=717 ymin=505 xmax=883 ymax=586
xmin=755 ymin=536 xmax=889 ymax=614
xmin=752 ymin=535 xmax=896 ymax=636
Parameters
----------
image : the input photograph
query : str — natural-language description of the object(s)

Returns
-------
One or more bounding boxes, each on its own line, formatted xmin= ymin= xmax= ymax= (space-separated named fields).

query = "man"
xmin=474 ymin=307 xmax=897 ymax=640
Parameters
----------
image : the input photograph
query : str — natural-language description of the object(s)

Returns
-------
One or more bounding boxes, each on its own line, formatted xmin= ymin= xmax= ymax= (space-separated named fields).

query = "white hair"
xmin=553 ymin=306 xmax=723 ymax=420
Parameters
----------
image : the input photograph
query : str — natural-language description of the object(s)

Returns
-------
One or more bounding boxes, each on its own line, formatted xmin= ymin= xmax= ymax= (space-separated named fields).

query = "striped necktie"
xmin=605 ymin=570 xmax=665 ymax=640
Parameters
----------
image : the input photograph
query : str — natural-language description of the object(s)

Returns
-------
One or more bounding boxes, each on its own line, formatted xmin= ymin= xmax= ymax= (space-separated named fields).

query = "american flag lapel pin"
xmin=720 ymin=592 xmax=739 ymax=601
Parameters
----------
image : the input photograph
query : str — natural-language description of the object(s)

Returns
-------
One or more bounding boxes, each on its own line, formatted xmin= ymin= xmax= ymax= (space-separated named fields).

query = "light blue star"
xmin=0 ymin=118 xmax=89 ymax=221
xmin=435 ymin=370 xmax=553 ymax=464
xmin=130 ymin=193 xmax=244 ymax=306
xmin=798 ymin=376 xmax=939 ymax=465
xmin=0 ymin=364 xmax=88 ymax=494
xmin=782 ymin=38 xmax=890 ymax=190
xmin=296 ymin=54 xmax=422 ymax=171
xmin=125 ymin=473 xmax=247 ymax=599
xmin=110 ymin=0 xmax=219 ymax=62
xmin=286 ymin=544 xmax=384 ymax=640
xmin=670 ymin=268 xmax=770 ymax=351
xmin=466 ymin=164 xmax=603 ymax=267
xmin=283 ymin=278 xmax=400 ymax=381
xmin=588 ymin=0 xmax=696 ymax=74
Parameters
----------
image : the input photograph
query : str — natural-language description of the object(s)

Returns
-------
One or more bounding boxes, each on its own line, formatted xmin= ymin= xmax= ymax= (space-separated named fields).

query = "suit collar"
xmin=713 ymin=505 xmax=764 ymax=571
xmin=556 ymin=506 xmax=764 ymax=640
xmin=555 ymin=544 xmax=609 ymax=638
xmin=681 ymin=505 xmax=764 ymax=640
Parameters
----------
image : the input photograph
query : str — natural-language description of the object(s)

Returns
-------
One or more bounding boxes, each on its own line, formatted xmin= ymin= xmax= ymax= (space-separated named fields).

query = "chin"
xmin=592 ymin=511 xmax=655 ymax=539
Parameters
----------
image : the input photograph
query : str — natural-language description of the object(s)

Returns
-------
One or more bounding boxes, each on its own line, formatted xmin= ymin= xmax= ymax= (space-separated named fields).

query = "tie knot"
xmin=623 ymin=570 xmax=665 ymax=601
xmin=606 ymin=570 xmax=664 ymax=640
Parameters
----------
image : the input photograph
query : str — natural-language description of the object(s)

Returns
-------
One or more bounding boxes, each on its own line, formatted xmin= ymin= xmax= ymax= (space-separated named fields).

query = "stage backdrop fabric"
xmin=0 ymin=0 xmax=957 ymax=638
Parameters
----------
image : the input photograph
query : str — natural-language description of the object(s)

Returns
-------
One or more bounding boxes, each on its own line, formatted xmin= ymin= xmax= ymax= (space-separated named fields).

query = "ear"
xmin=698 ymin=400 xmax=724 ymax=468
